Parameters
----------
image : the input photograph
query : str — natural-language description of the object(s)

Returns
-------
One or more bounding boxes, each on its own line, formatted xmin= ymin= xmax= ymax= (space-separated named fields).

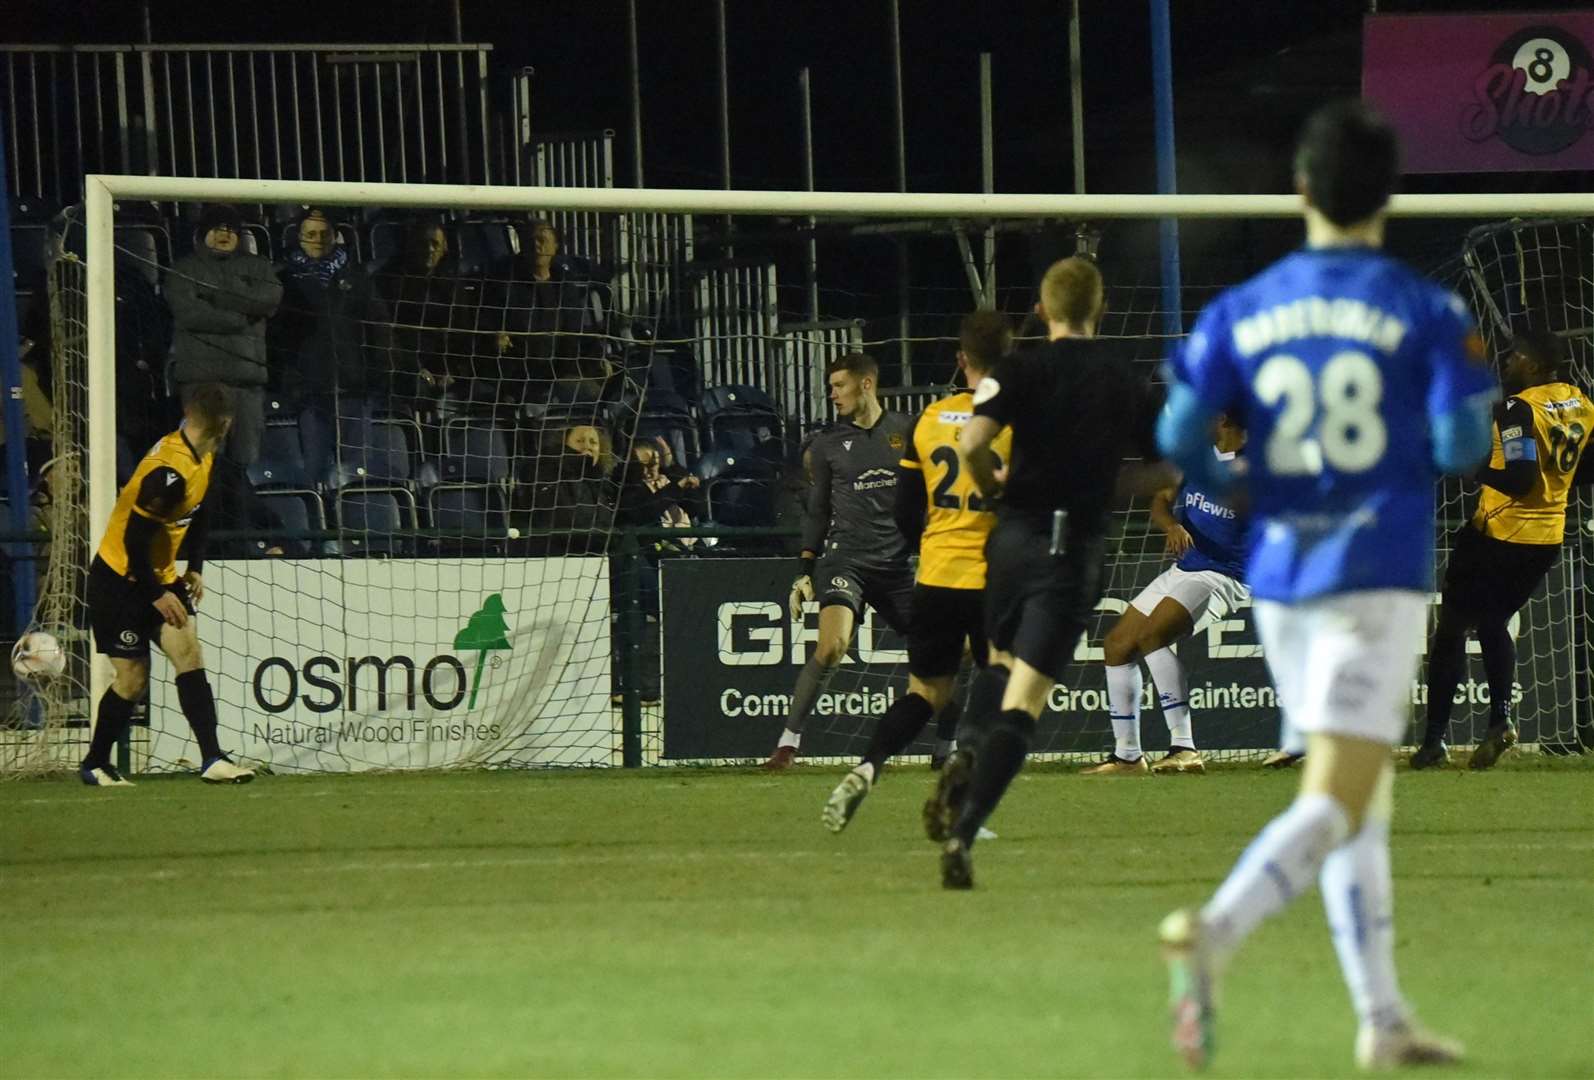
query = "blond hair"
xmin=1039 ymin=257 xmax=1104 ymax=330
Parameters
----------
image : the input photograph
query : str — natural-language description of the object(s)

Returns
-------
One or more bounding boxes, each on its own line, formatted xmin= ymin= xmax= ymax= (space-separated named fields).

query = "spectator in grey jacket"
xmin=166 ymin=204 xmax=283 ymax=522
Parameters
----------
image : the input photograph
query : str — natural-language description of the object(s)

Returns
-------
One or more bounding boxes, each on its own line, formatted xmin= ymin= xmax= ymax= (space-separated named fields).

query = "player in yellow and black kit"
xmin=1414 ymin=331 xmax=1593 ymax=771
xmin=81 ymin=384 xmax=255 ymax=786
xmin=822 ymin=311 xmax=1013 ymax=832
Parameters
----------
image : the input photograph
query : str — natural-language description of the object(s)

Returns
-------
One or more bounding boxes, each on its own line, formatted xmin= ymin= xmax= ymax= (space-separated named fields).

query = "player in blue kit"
xmin=1153 ymin=102 xmax=1496 ymax=1071
xmin=1088 ymin=415 xmax=1248 ymax=776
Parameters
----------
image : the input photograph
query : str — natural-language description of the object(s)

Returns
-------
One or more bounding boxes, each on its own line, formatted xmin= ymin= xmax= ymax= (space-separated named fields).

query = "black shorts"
xmin=907 ymin=584 xmax=988 ymax=679
xmin=814 ymin=556 xmax=914 ymax=635
xmin=983 ymin=513 xmax=1106 ymax=681
xmin=88 ymin=557 xmax=194 ymax=659
xmin=1440 ymin=526 xmax=1559 ymax=618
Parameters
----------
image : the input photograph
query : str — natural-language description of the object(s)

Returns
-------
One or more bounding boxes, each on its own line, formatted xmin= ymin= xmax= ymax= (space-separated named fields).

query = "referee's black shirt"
xmin=971 ymin=337 xmax=1158 ymax=537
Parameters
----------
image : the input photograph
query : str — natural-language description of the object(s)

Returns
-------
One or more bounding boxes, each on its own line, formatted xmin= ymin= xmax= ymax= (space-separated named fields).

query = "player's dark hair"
xmin=1512 ymin=329 xmax=1569 ymax=381
xmin=959 ymin=310 xmax=1012 ymax=373
xmin=826 ymin=352 xmax=879 ymax=381
xmin=183 ymin=383 xmax=235 ymax=428
xmin=1294 ymin=100 xmax=1400 ymax=227
xmin=1039 ymin=257 xmax=1104 ymax=329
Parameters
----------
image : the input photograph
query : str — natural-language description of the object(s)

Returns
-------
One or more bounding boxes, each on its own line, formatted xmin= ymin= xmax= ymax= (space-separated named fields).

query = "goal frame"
xmin=79 ymin=174 xmax=1591 ymax=728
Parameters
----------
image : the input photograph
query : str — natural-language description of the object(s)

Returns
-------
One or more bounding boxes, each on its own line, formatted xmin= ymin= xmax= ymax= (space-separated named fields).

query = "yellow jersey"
xmin=900 ymin=391 xmax=1012 ymax=590
xmin=1472 ymin=381 xmax=1590 ymax=545
xmin=97 ymin=429 xmax=215 ymax=583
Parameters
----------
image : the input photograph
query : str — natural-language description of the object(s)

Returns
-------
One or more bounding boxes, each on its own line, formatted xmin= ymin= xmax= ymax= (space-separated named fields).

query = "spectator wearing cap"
xmin=166 ymin=205 xmax=282 ymax=513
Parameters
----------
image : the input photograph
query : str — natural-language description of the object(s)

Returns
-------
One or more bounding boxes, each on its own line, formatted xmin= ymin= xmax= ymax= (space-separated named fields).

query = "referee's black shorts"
xmin=1440 ymin=525 xmax=1558 ymax=619
xmin=88 ymin=557 xmax=194 ymax=660
xmin=906 ymin=584 xmax=988 ymax=680
xmin=814 ymin=555 xmax=914 ymax=635
xmin=983 ymin=512 xmax=1106 ymax=681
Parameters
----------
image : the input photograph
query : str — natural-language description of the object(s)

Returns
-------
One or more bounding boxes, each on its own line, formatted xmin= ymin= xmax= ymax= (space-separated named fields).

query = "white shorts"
xmin=1254 ymin=589 xmax=1425 ymax=747
xmin=1129 ymin=565 xmax=1249 ymax=631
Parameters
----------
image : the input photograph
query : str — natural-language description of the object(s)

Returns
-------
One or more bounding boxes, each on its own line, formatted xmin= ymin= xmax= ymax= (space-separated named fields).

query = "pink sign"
xmin=1363 ymin=12 xmax=1594 ymax=173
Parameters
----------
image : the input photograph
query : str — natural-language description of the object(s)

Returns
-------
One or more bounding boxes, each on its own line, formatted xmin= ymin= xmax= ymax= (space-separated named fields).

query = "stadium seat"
xmin=700 ymin=385 xmax=783 ymax=461
xmin=249 ymin=423 xmax=311 ymax=490
xmin=695 ymin=450 xmax=778 ymax=527
xmin=332 ymin=417 xmax=416 ymax=488
xmin=334 ymin=487 xmax=417 ymax=556
xmin=455 ymin=220 xmax=516 ymax=275
xmin=257 ymin=489 xmax=326 ymax=556
xmin=428 ymin=483 xmax=510 ymax=555
xmin=440 ymin=421 xmax=511 ymax=484
xmin=633 ymin=414 xmax=699 ymax=471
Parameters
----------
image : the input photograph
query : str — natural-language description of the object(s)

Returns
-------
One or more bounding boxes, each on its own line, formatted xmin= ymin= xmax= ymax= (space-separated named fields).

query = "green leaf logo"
xmin=453 ymin=594 xmax=513 ymax=709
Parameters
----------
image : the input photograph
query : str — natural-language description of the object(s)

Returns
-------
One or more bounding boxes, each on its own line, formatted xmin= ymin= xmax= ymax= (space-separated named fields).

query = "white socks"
xmin=1144 ymin=647 xmax=1194 ymax=748
xmin=1201 ymin=792 xmax=1351 ymax=963
xmin=777 ymin=729 xmax=801 ymax=750
xmin=1321 ymin=793 xmax=1409 ymax=1030
xmin=1105 ymin=663 xmax=1143 ymax=761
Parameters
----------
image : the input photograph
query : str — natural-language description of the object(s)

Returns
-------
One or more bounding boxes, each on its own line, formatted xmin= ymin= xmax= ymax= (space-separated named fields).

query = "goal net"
xmin=4 ymin=179 xmax=1587 ymax=776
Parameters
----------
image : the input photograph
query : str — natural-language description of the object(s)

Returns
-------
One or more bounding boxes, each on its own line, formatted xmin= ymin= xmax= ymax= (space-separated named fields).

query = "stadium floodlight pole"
xmin=800 ymin=66 xmax=819 ymax=323
xmin=627 ymin=0 xmax=644 ymax=188
xmin=1150 ymin=0 xmax=1184 ymax=340
xmin=0 ymin=114 xmax=38 ymax=636
xmin=1070 ymin=0 xmax=1086 ymax=194
xmin=715 ymin=0 xmax=732 ymax=251
xmin=980 ymin=51 xmax=996 ymax=308
xmin=889 ymin=0 xmax=912 ymax=380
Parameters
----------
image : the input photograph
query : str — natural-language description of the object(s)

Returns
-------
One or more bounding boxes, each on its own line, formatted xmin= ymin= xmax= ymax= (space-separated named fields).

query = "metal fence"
xmin=776 ymin=319 xmax=863 ymax=430
xmin=2 ymin=42 xmax=496 ymax=202
xmin=692 ymin=260 xmax=780 ymax=393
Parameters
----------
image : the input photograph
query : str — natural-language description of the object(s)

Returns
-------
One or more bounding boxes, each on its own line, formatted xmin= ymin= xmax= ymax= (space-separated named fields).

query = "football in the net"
xmin=11 ymin=631 xmax=67 ymax=681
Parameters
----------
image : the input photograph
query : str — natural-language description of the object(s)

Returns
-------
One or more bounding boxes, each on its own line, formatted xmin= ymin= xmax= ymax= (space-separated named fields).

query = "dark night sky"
xmin=9 ymin=0 xmax=1586 ymax=199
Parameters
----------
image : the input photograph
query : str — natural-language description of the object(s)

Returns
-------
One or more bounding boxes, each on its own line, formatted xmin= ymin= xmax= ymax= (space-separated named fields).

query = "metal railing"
xmin=2 ymin=42 xmax=496 ymax=202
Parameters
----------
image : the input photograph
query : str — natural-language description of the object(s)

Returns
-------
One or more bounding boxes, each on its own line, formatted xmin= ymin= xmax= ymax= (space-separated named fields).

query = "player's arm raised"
xmin=1473 ymin=397 xmax=1538 ymax=498
xmin=1158 ymin=312 xmax=1238 ymax=493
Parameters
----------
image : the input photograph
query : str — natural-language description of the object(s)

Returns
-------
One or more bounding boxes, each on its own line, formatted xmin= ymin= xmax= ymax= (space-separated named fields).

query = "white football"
xmin=12 ymin=631 xmax=67 ymax=681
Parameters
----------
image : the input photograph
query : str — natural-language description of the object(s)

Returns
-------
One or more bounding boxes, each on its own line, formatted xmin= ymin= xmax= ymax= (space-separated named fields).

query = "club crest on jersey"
xmin=831 ymin=576 xmax=850 ymax=590
xmin=843 ymin=439 xmax=852 ymax=451
xmin=888 ymin=433 xmax=904 ymax=449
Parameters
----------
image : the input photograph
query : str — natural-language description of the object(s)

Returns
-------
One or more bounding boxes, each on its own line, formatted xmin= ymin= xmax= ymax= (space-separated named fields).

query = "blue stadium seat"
xmin=333 ymin=417 xmax=415 ymax=488
xmin=695 ymin=450 xmax=778 ymax=527
xmin=634 ymin=414 xmax=699 ymax=471
xmin=455 ymin=220 xmax=516 ymax=275
xmin=257 ymin=490 xmax=326 ymax=556
xmin=334 ymin=487 xmax=417 ymax=556
xmin=428 ymin=483 xmax=510 ymax=555
xmin=700 ymin=385 xmax=783 ymax=461
xmin=249 ymin=423 xmax=311 ymax=490
xmin=440 ymin=421 xmax=511 ymax=484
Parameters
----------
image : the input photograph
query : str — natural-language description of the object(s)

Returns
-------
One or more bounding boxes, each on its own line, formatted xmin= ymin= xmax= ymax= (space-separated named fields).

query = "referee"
xmin=924 ymin=256 xmax=1165 ymax=888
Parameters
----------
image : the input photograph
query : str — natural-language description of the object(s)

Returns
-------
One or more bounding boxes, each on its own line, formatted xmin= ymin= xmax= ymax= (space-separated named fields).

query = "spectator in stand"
xmin=374 ymin=218 xmax=465 ymax=416
xmin=619 ymin=436 xmax=704 ymax=537
xmin=511 ymin=422 xmax=618 ymax=554
xmin=496 ymin=219 xmax=611 ymax=407
xmin=166 ymin=204 xmax=283 ymax=525
xmin=270 ymin=208 xmax=392 ymax=482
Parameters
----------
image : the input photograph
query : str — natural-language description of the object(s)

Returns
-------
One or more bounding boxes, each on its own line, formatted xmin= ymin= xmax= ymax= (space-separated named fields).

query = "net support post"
xmin=0 ymin=121 xmax=37 ymax=636
xmin=617 ymin=528 xmax=644 ymax=768
xmin=85 ymin=174 xmax=118 ymax=744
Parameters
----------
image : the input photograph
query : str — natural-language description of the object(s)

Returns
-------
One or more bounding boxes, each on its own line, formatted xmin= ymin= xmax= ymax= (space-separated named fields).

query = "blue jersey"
xmin=1170 ymin=247 xmax=1495 ymax=602
xmin=1175 ymin=451 xmax=1247 ymax=581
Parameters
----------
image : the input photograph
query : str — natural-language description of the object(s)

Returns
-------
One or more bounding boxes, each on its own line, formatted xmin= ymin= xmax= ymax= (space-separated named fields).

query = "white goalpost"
xmin=16 ymin=176 xmax=1586 ymax=776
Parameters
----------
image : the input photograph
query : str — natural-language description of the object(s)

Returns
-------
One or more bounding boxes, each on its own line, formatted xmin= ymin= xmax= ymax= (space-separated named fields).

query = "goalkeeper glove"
xmin=788 ymin=574 xmax=815 ymax=623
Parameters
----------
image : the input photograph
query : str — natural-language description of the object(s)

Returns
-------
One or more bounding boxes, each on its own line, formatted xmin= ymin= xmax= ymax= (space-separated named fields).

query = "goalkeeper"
xmin=762 ymin=353 xmax=917 ymax=770
xmin=80 ymin=384 xmax=256 ymax=787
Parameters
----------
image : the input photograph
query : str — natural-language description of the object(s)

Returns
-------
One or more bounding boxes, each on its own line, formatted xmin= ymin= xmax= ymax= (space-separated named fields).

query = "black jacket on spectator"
xmin=512 ymin=448 xmax=617 ymax=553
xmin=166 ymin=246 xmax=282 ymax=387
xmin=270 ymin=247 xmax=392 ymax=403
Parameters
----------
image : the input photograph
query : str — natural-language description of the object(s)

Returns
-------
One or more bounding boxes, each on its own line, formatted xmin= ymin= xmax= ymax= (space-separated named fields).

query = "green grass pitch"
xmin=3 ymin=756 xmax=1591 ymax=1078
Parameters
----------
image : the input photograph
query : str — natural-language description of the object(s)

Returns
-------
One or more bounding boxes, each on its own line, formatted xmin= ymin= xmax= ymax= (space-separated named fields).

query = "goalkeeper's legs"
xmin=1415 ymin=601 xmax=1471 ymax=762
xmin=159 ymin=621 xmax=253 ymax=784
xmin=765 ymin=603 xmax=851 ymax=769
